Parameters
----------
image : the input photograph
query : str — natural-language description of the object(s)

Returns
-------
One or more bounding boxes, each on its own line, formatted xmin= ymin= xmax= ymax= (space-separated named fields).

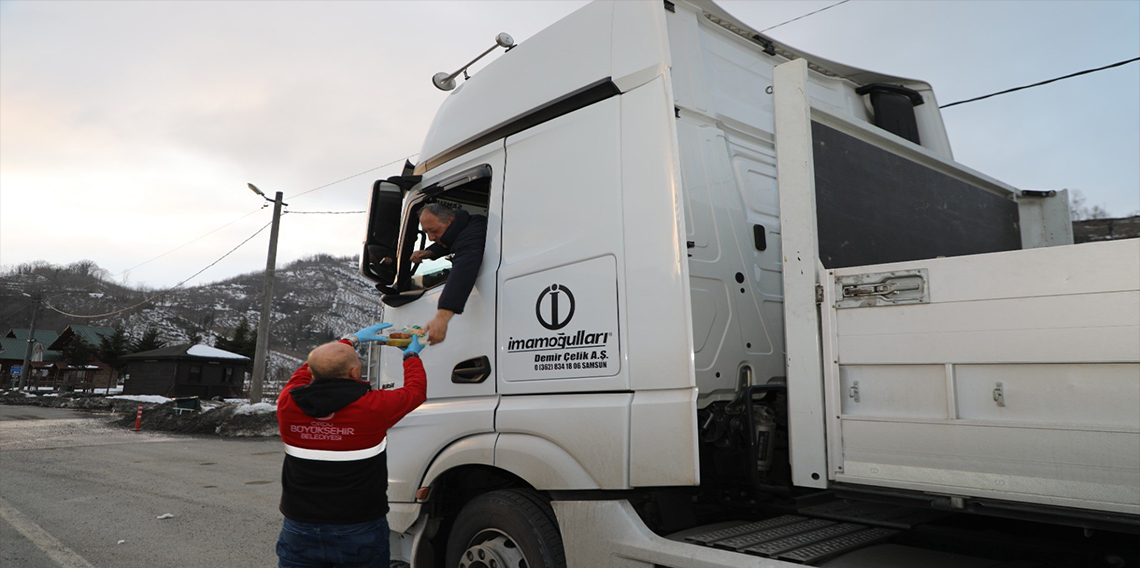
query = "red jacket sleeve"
xmin=369 ymin=356 xmax=428 ymax=432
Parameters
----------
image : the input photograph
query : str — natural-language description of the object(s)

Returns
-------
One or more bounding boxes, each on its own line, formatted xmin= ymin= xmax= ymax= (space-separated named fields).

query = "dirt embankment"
xmin=0 ymin=390 xmax=278 ymax=437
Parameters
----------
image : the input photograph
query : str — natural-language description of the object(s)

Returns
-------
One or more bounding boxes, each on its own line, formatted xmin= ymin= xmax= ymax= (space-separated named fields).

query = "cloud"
xmin=2 ymin=0 xmax=1136 ymax=289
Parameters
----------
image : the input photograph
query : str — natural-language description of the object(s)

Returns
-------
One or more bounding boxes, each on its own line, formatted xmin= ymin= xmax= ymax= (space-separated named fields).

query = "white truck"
xmin=360 ymin=2 xmax=1140 ymax=566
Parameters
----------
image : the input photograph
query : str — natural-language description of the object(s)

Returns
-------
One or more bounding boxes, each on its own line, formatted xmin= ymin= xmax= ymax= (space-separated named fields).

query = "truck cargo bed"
xmin=819 ymin=239 xmax=1140 ymax=515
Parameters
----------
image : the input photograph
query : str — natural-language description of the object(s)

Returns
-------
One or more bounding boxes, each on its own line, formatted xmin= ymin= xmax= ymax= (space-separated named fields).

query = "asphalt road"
xmin=1 ymin=405 xmax=284 ymax=567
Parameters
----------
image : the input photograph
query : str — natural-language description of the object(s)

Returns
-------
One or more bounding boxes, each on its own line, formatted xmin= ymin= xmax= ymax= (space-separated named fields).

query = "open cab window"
xmin=360 ymin=165 xmax=492 ymax=307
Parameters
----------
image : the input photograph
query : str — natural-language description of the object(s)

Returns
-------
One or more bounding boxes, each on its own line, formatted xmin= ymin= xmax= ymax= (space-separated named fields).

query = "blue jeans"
xmin=277 ymin=516 xmax=390 ymax=568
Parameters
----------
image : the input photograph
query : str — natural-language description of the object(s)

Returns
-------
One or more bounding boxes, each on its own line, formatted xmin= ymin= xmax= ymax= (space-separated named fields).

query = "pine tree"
xmin=217 ymin=318 xmax=257 ymax=360
xmin=244 ymin=333 xmax=258 ymax=361
xmin=231 ymin=318 xmax=250 ymax=354
xmin=132 ymin=327 xmax=166 ymax=353
xmin=96 ymin=328 xmax=130 ymax=375
xmin=62 ymin=337 xmax=95 ymax=367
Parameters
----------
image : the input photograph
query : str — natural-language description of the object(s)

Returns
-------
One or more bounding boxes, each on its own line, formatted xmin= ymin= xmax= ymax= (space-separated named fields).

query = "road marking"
xmin=0 ymin=497 xmax=97 ymax=568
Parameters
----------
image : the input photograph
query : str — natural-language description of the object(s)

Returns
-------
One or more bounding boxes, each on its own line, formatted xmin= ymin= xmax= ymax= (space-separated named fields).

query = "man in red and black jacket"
xmin=275 ymin=323 xmax=425 ymax=568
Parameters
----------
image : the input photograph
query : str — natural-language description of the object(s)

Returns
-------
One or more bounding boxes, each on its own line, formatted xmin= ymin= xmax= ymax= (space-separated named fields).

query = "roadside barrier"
xmin=133 ymin=404 xmax=143 ymax=431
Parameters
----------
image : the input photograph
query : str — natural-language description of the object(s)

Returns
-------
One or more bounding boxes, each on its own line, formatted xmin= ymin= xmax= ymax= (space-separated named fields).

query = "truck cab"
xmin=360 ymin=2 xmax=1139 ymax=566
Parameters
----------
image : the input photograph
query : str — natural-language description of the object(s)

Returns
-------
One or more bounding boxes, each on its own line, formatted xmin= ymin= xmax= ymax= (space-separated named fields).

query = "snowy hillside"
xmin=1 ymin=255 xmax=385 ymax=385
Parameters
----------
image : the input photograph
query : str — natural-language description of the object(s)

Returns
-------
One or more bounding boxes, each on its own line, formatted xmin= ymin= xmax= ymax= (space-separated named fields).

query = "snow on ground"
xmin=233 ymin=402 xmax=276 ymax=415
xmin=187 ymin=344 xmax=250 ymax=359
xmin=108 ymin=395 xmax=173 ymax=404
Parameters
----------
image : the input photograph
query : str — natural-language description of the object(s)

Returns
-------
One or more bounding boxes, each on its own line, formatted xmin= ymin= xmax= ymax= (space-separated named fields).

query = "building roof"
xmin=48 ymin=326 xmax=117 ymax=350
xmin=0 ymin=337 xmax=63 ymax=363
xmin=121 ymin=343 xmax=250 ymax=361
xmin=0 ymin=338 xmax=28 ymax=362
xmin=4 ymin=329 xmax=60 ymax=345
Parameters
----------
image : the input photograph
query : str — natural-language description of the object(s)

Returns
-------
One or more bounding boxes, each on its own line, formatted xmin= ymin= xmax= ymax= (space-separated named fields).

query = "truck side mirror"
xmin=360 ymin=180 xmax=407 ymax=289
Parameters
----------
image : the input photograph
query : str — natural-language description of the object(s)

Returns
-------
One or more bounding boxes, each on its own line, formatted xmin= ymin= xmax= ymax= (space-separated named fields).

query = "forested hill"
xmin=1 ymin=255 xmax=384 ymax=379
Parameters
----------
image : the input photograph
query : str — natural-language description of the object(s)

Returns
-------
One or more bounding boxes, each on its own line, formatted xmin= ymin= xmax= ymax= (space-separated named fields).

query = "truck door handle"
xmin=452 ymin=356 xmax=491 ymax=384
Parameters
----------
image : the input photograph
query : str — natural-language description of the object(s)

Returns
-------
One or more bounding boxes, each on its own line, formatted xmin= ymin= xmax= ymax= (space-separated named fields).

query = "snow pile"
xmin=187 ymin=344 xmax=249 ymax=360
xmin=233 ymin=402 xmax=276 ymax=416
xmin=108 ymin=395 xmax=172 ymax=404
xmin=2 ymin=390 xmax=279 ymax=437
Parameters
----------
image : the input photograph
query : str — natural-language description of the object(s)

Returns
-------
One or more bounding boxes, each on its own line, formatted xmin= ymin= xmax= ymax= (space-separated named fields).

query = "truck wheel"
xmin=445 ymin=489 xmax=566 ymax=568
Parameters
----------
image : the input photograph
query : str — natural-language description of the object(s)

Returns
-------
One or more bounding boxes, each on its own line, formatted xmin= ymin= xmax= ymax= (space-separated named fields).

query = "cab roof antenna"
xmin=432 ymin=32 xmax=515 ymax=91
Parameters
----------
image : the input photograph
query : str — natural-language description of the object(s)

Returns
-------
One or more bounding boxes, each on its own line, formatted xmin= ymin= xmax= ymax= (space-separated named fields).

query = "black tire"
xmin=445 ymin=489 xmax=566 ymax=568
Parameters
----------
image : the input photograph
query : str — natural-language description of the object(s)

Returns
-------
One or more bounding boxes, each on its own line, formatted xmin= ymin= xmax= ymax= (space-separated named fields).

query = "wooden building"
xmin=47 ymin=326 xmax=117 ymax=390
xmin=2 ymin=330 xmax=64 ymax=388
xmin=121 ymin=344 xmax=250 ymax=399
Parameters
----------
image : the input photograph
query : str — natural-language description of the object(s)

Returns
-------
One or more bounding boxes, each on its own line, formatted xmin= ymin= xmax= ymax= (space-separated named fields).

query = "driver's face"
xmin=420 ymin=211 xmax=450 ymax=242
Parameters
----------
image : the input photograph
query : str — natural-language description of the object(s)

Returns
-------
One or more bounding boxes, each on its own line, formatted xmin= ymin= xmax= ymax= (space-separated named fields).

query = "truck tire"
xmin=445 ymin=489 xmax=566 ymax=568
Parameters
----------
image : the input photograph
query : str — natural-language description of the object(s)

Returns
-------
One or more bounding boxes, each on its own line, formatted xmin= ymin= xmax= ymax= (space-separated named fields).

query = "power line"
xmin=108 ymin=153 xmax=415 ymax=278
xmin=760 ymin=0 xmax=850 ymax=33
xmin=44 ymin=222 xmax=272 ymax=319
xmin=111 ymin=206 xmax=265 ymax=278
xmin=287 ymin=210 xmax=366 ymax=215
xmin=1 ymin=304 xmax=29 ymax=320
xmin=287 ymin=153 xmax=418 ymax=200
xmin=940 ymin=57 xmax=1140 ymax=109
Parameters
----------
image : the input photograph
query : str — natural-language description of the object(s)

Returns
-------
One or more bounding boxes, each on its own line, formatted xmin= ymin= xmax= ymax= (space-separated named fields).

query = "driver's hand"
xmin=410 ymin=250 xmax=433 ymax=263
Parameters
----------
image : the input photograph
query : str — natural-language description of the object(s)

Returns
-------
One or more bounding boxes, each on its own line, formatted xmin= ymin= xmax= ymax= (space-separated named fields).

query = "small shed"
xmin=121 ymin=344 xmax=250 ymax=399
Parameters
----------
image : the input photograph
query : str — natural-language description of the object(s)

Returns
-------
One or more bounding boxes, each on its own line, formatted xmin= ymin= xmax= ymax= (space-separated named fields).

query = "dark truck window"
xmin=812 ymin=121 xmax=1021 ymax=269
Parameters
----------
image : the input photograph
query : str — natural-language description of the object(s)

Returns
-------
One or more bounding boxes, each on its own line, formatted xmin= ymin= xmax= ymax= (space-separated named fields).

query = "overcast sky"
xmin=2 ymin=0 xmax=1137 ymax=289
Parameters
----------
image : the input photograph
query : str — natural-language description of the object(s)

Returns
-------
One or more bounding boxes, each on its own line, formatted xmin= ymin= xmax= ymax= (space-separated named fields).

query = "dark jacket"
xmin=276 ymin=340 xmax=426 ymax=524
xmin=426 ymin=209 xmax=487 ymax=314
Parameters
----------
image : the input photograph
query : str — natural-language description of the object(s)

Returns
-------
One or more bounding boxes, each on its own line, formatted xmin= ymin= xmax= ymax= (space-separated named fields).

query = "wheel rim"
xmin=457 ymin=529 xmax=531 ymax=568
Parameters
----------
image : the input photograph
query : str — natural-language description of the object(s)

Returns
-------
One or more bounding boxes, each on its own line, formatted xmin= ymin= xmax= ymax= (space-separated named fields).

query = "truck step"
xmin=683 ymin=515 xmax=806 ymax=545
xmin=799 ymin=499 xmax=949 ymax=529
xmin=680 ymin=515 xmax=898 ymax=564
xmin=774 ymin=527 xmax=899 ymax=564
xmin=713 ymin=518 xmax=835 ymax=550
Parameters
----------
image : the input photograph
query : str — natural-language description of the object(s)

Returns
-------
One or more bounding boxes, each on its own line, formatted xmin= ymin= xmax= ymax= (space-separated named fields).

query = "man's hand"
xmin=410 ymin=249 xmax=435 ymax=263
xmin=423 ymin=309 xmax=454 ymax=345
xmin=402 ymin=334 xmax=425 ymax=357
xmin=354 ymin=323 xmax=392 ymax=344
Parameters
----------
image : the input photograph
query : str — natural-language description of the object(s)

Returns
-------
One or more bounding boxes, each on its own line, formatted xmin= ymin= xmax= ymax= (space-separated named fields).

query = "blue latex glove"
xmin=354 ymin=323 xmax=392 ymax=344
xmin=402 ymin=334 xmax=425 ymax=356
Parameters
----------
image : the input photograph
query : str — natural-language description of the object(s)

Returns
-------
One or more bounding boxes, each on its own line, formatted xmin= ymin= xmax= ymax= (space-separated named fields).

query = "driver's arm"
xmin=410 ymin=248 xmax=440 ymax=263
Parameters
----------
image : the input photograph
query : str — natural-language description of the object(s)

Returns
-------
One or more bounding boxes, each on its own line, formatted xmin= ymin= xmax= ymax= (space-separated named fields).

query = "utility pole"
xmin=18 ymin=293 xmax=42 ymax=391
xmin=249 ymin=187 xmax=285 ymax=403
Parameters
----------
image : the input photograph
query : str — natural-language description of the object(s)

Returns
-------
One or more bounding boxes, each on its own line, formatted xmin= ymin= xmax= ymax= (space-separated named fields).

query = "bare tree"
xmin=1069 ymin=189 xmax=1111 ymax=221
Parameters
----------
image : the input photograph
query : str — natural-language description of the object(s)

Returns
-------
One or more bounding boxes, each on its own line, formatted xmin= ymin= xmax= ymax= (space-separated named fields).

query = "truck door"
xmin=381 ymin=141 xmax=504 ymax=504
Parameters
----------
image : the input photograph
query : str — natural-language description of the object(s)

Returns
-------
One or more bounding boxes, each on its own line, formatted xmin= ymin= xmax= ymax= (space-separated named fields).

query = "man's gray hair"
xmin=421 ymin=203 xmax=457 ymax=223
